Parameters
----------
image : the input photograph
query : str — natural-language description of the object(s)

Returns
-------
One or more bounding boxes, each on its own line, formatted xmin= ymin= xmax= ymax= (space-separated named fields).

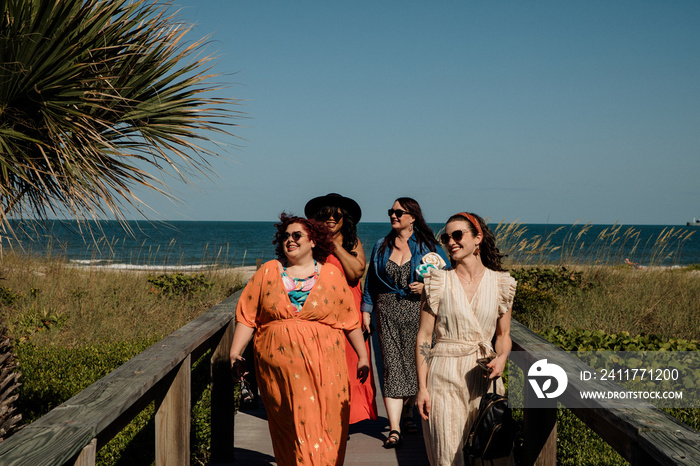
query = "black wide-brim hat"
xmin=304 ymin=193 xmax=362 ymax=223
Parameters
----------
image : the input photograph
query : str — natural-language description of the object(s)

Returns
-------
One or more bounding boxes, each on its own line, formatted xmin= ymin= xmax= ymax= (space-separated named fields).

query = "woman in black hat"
xmin=305 ymin=193 xmax=365 ymax=283
xmin=305 ymin=193 xmax=379 ymax=425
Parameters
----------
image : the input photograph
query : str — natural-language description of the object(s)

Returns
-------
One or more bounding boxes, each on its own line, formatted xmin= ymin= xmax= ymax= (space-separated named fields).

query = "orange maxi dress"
xmin=326 ymin=254 xmax=378 ymax=424
xmin=236 ymin=260 xmax=361 ymax=466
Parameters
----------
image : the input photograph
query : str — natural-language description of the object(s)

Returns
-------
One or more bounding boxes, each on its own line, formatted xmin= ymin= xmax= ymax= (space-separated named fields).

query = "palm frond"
xmin=0 ymin=0 xmax=244 ymax=235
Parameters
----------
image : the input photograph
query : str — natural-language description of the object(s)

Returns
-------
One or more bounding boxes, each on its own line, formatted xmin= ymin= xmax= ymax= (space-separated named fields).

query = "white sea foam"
xmin=70 ymin=259 xmax=111 ymax=265
xmin=70 ymin=260 xmax=213 ymax=271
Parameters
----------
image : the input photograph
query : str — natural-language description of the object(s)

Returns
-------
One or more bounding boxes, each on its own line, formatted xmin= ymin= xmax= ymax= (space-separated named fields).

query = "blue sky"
xmin=133 ymin=0 xmax=700 ymax=225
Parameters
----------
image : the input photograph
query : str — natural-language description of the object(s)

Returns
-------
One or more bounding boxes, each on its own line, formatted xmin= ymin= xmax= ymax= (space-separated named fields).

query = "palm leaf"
xmin=0 ymin=0 xmax=244 ymax=236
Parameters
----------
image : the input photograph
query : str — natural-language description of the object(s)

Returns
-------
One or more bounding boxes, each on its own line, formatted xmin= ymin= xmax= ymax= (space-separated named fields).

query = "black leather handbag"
xmin=463 ymin=378 xmax=515 ymax=466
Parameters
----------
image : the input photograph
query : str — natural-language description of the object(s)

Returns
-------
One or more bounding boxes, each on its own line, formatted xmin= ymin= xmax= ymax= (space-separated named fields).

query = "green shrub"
xmin=16 ymin=339 xmax=159 ymax=421
xmin=555 ymin=409 xmax=627 ymax=465
xmin=15 ymin=339 xmax=214 ymax=465
xmin=512 ymin=266 xmax=590 ymax=294
xmin=539 ymin=327 xmax=700 ymax=352
xmin=14 ymin=307 xmax=67 ymax=342
xmin=0 ymin=254 xmax=245 ymax=463
xmin=147 ymin=273 xmax=214 ymax=297
xmin=511 ymin=267 xmax=595 ymax=328
xmin=0 ymin=286 xmax=23 ymax=306
xmin=511 ymin=284 xmax=558 ymax=328
xmin=16 ymin=339 xmax=161 ymax=465
xmin=530 ymin=327 xmax=700 ymax=465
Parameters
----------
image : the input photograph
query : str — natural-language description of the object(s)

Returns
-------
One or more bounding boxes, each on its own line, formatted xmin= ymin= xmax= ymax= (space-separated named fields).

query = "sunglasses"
xmin=388 ymin=209 xmax=411 ymax=219
xmin=280 ymin=231 xmax=306 ymax=242
xmin=316 ymin=210 xmax=343 ymax=222
xmin=440 ymin=229 xmax=468 ymax=245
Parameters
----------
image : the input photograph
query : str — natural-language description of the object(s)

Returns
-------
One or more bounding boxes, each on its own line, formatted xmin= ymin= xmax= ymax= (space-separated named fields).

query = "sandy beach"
xmin=66 ymin=262 xmax=259 ymax=282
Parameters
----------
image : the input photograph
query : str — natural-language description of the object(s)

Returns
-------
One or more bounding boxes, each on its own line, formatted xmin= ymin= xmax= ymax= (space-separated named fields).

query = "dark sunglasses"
xmin=316 ymin=210 xmax=343 ymax=222
xmin=440 ymin=230 xmax=468 ymax=245
xmin=388 ymin=209 xmax=410 ymax=219
xmin=280 ymin=231 xmax=306 ymax=242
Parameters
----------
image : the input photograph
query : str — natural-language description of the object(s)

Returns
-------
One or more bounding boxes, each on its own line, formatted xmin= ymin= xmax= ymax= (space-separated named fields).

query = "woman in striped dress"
xmin=415 ymin=212 xmax=516 ymax=466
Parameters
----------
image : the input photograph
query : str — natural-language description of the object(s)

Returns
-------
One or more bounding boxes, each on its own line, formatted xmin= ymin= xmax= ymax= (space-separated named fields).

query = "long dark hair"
xmin=446 ymin=212 xmax=506 ymax=271
xmin=312 ymin=205 xmax=359 ymax=256
xmin=273 ymin=213 xmax=334 ymax=262
xmin=379 ymin=197 xmax=440 ymax=255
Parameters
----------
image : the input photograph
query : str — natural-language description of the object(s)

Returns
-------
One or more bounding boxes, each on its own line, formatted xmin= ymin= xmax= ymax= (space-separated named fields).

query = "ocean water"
xmin=2 ymin=220 xmax=699 ymax=269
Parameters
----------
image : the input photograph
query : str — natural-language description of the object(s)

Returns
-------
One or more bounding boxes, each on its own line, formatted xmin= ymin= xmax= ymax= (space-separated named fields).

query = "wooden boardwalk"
xmin=3 ymin=284 xmax=699 ymax=465
xmin=232 ymin=399 xmax=429 ymax=465
xmin=230 ymin=337 xmax=430 ymax=466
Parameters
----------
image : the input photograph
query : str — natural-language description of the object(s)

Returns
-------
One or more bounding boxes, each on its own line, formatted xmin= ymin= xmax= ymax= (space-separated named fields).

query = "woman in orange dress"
xmin=229 ymin=213 xmax=370 ymax=466
xmin=305 ymin=193 xmax=378 ymax=424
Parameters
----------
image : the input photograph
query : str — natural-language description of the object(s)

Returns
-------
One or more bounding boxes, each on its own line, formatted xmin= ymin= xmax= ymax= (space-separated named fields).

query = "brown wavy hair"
xmin=446 ymin=212 xmax=506 ymax=271
xmin=273 ymin=212 xmax=334 ymax=263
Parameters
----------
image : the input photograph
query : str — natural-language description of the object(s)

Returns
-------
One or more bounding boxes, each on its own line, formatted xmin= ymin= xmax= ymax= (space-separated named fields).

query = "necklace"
xmin=283 ymin=260 xmax=318 ymax=281
xmin=457 ymin=268 xmax=485 ymax=285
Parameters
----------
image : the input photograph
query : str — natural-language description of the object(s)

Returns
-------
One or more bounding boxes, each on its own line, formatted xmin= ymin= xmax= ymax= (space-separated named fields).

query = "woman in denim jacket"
xmin=361 ymin=197 xmax=449 ymax=448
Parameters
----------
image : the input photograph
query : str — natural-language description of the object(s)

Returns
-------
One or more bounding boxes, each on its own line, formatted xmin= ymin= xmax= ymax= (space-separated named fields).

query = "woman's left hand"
xmin=487 ymin=355 xmax=507 ymax=379
xmin=328 ymin=234 xmax=341 ymax=254
xmin=409 ymin=281 xmax=424 ymax=295
xmin=357 ymin=357 xmax=370 ymax=384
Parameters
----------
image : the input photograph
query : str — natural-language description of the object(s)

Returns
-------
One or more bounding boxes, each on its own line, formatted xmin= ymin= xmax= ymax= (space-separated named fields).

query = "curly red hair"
xmin=273 ymin=212 xmax=334 ymax=263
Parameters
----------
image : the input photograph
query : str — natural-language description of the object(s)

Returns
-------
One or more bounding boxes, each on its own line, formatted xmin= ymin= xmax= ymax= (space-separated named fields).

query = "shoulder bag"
xmin=463 ymin=378 xmax=515 ymax=466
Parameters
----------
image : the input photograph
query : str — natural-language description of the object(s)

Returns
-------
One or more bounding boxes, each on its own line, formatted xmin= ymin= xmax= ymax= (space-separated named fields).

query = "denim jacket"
xmin=360 ymin=233 xmax=449 ymax=314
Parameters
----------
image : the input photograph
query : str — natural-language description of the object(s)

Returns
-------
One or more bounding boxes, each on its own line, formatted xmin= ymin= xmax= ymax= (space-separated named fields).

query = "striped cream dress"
xmin=421 ymin=268 xmax=516 ymax=466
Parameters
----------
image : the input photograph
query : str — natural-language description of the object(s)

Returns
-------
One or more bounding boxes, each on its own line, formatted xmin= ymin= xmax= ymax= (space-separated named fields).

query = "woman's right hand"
xmin=415 ymin=388 xmax=431 ymax=421
xmin=357 ymin=357 xmax=370 ymax=384
xmin=409 ymin=281 xmax=424 ymax=295
xmin=230 ymin=352 xmax=246 ymax=378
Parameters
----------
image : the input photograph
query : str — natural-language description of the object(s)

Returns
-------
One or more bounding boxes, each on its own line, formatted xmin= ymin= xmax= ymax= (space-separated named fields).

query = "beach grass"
xmin=488 ymin=220 xmax=700 ymax=340
xmin=0 ymin=251 xmax=247 ymax=464
xmin=494 ymin=220 xmax=695 ymax=267
xmin=510 ymin=264 xmax=700 ymax=341
xmin=493 ymin=224 xmax=700 ymax=465
xmin=0 ymin=251 xmax=246 ymax=347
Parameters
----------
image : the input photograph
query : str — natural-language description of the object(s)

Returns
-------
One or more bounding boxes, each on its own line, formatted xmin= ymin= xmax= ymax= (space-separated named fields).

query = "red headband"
xmin=456 ymin=212 xmax=483 ymax=238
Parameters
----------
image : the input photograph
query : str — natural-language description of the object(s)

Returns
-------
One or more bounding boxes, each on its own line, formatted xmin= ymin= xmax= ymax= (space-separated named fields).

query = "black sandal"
xmin=402 ymin=416 xmax=419 ymax=434
xmin=383 ymin=430 xmax=402 ymax=448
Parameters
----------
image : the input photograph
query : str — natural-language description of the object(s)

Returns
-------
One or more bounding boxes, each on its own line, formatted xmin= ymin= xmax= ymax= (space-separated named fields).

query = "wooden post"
xmin=211 ymin=321 xmax=236 ymax=463
xmin=522 ymin=394 xmax=557 ymax=465
xmin=155 ymin=355 xmax=191 ymax=466
xmin=256 ymin=258 xmax=262 ymax=269
xmin=73 ymin=438 xmax=97 ymax=466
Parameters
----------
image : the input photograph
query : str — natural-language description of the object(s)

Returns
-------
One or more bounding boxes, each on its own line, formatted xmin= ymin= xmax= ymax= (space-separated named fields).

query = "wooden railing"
xmin=511 ymin=320 xmax=700 ymax=465
xmin=1 ymin=289 xmax=699 ymax=465
xmin=0 ymin=290 xmax=242 ymax=466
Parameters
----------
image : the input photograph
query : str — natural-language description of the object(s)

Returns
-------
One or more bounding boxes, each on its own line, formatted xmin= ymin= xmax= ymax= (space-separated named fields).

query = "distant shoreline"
xmin=65 ymin=261 xmax=698 ymax=280
xmin=4 ymin=221 xmax=697 ymax=269
xmin=65 ymin=262 xmax=259 ymax=281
